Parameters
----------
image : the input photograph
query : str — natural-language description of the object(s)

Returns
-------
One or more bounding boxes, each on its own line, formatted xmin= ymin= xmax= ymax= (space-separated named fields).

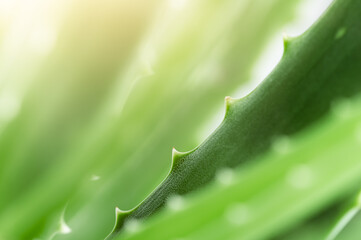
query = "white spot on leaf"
xmin=272 ymin=136 xmax=291 ymax=155
xmin=331 ymin=98 xmax=353 ymax=120
xmin=167 ymin=195 xmax=185 ymax=211
xmin=124 ymin=219 xmax=141 ymax=233
xmin=90 ymin=175 xmax=100 ymax=181
xmin=286 ymin=164 xmax=314 ymax=189
xmin=216 ymin=168 xmax=235 ymax=186
xmin=225 ymin=203 xmax=250 ymax=226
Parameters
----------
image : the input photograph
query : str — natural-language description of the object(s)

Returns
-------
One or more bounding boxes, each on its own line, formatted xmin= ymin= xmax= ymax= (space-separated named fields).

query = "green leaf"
xmin=107 ymin=0 xmax=361 ymax=238
xmin=117 ymin=93 xmax=361 ymax=240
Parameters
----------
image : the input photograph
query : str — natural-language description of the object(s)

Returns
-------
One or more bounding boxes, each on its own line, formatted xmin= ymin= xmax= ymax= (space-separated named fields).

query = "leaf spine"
xmin=283 ymin=32 xmax=291 ymax=53
xmin=171 ymin=147 xmax=188 ymax=170
xmin=106 ymin=207 xmax=134 ymax=239
xmin=225 ymin=96 xmax=237 ymax=118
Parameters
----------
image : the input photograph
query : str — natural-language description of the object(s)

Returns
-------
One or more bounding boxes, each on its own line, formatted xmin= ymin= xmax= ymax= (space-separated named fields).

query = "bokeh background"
xmin=0 ymin=0 xmax=340 ymax=239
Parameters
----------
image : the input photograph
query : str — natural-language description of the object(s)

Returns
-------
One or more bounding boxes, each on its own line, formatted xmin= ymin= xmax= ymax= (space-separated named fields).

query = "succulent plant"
xmin=0 ymin=0 xmax=360 ymax=240
xmin=105 ymin=0 xmax=361 ymax=239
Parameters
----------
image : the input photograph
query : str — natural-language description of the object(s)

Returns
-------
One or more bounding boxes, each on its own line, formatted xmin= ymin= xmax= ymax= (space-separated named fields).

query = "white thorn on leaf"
xmin=115 ymin=207 xmax=122 ymax=216
xmin=283 ymin=32 xmax=291 ymax=42
xmin=59 ymin=217 xmax=71 ymax=234
xmin=225 ymin=96 xmax=236 ymax=106
xmin=172 ymin=147 xmax=181 ymax=158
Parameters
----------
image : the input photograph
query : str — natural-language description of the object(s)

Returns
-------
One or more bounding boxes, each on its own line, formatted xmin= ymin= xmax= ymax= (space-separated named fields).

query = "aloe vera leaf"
xmin=80 ymin=0 xmax=302 ymax=181
xmin=117 ymin=94 xmax=361 ymax=240
xmin=4 ymin=0 xmax=304 ymax=239
xmin=53 ymin=1 xmax=306 ymax=239
xmin=105 ymin=0 xmax=361 ymax=238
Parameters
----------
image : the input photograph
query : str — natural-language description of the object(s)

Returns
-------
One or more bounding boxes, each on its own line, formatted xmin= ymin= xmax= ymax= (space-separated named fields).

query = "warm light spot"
xmin=27 ymin=26 xmax=57 ymax=55
xmin=169 ymin=0 xmax=188 ymax=11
